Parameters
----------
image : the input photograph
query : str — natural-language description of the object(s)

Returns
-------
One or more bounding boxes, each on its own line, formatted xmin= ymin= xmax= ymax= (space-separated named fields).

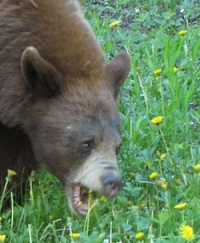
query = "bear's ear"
xmin=106 ymin=52 xmax=131 ymax=99
xmin=21 ymin=46 xmax=63 ymax=97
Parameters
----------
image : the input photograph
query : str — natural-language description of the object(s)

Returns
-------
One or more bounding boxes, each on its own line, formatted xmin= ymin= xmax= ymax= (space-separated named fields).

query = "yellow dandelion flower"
xmin=49 ymin=215 xmax=53 ymax=221
xmin=160 ymin=153 xmax=167 ymax=160
xmin=70 ymin=233 xmax=80 ymax=239
xmin=174 ymin=202 xmax=187 ymax=210
xmin=139 ymin=202 xmax=145 ymax=209
xmin=109 ymin=20 xmax=120 ymax=27
xmin=161 ymin=182 xmax=168 ymax=190
xmin=178 ymin=30 xmax=187 ymax=36
xmin=149 ymin=172 xmax=158 ymax=180
xmin=146 ymin=162 xmax=153 ymax=167
xmin=129 ymin=172 xmax=135 ymax=178
xmin=180 ymin=225 xmax=194 ymax=241
xmin=175 ymin=178 xmax=181 ymax=184
xmin=154 ymin=68 xmax=162 ymax=75
xmin=173 ymin=67 xmax=178 ymax=73
xmin=100 ymin=195 xmax=108 ymax=202
xmin=151 ymin=116 xmax=164 ymax=125
xmin=194 ymin=164 xmax=200 ymax=172
xmin=0 ymin=235 xmax=6 ymax=242
xmin=127 ymin=201 xmax=133 ymax=206
xmin=135 ymin=231 xmax=144 ymax=240
xmin=157 ymin=180 xmax=168 ymax=190
xmin=7 ymin=169 xmax=17 ymax=177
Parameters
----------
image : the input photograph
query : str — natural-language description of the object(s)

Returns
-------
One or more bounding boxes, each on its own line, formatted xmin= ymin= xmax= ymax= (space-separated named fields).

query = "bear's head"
xmin=20 ymin=46 xmax=130 ymax=215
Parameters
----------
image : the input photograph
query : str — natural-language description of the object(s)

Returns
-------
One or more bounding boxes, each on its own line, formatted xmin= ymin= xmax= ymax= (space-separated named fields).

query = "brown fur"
xmin=0 ymin=0 xmax=105 ymax=127
xmin=0 ymin=0 xmax=130 ymax=214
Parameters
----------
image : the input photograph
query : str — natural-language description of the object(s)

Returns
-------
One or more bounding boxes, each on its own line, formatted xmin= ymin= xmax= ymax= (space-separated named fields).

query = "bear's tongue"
xmin=72 ymin=184 xmax=89 ymax=216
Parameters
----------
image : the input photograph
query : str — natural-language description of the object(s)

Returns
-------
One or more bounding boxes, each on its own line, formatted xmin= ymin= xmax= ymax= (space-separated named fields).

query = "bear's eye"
xmin=81 ymin=139 xmax=95 ymax=153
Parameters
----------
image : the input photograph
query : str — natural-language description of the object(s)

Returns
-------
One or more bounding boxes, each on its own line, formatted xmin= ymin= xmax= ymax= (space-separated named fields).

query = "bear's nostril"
xmin=101 ymin=172 xmax=122 ymax=197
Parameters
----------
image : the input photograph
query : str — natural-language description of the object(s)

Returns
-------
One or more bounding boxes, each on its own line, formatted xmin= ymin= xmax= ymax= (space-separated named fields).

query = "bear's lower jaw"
xmin=71 ymin=184 xmax=90 ymax=216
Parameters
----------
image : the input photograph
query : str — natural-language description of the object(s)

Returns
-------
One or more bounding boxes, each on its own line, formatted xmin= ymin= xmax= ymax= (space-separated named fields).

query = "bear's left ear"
xmin=106 ymin=52 xmax=131 ymax=99
xmin=21 ymin=46 xmax=63 ymax=98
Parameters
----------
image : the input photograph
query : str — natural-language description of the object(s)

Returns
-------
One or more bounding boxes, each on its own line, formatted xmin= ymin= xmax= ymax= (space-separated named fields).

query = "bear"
xmin=0 ymin=0 xmax=130 ymax=215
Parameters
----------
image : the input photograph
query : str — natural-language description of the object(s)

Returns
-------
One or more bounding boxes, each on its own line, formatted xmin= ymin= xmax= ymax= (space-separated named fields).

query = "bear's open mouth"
xmin=71 ymin=184 xmax=92 ymax=216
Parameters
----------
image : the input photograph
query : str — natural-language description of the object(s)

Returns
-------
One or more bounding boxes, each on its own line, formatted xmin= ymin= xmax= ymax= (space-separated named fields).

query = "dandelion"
xmin=174 ymin=202 xmax=187 ymax=210
xmin=0 ymin=235 xmax=6 ymax=242
xmin=194 ymin=164 xmax=200 ymax=172
xmin=100 ymin=195 xmax=108 ymax=202
xmin=0 ymin=171 xmax=18 ymax=210
xmin=160 ymin=153 xmax=167 ymax=160
xmin=135 ymin=231 xmax=144 ymax=240
xmin=175 ymin=178 xmax=182 ymax=184
xmin=178 ymin=30 xmax=187 ymax=36
xmin=70 ymin=233 xmax=80 ymax=240
xmin=151 ymin=116 xmax=164 ymax=125
xmin=109 ymin=20 xmax=120 ymax=27
xmin=153 ymin=68 xmax=162 ymax=75
xmin=49 ymin=215 xmax=53 ymax=221
xmin=129 ymin=172 xmax=135 ymax=178
xmin=180 ymin=225 xmax=194 ymax=241
xmin=173 ymin=67 xmax=178 ymax=73
xmin=139 ymin=202 xmax=145 ymax=209
xmin=146 ymin=162 xmax=153 ymax=167
xmin=157 ymin=180 xmax=168 ymax=190
xmin=161 ymin=182 xmax=168 ymax=189
xmin=127 ymin=201 xmax=133 ymax=206
xmin=149 ymin=172 xmax=158 ymax=180
xmin=7 ymin=169 xmax=17 ymax=177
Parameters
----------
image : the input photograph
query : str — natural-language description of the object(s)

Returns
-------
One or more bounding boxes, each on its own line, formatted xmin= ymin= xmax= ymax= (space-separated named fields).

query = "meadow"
xmin=0 ymin=0 xmax=200 ymax=242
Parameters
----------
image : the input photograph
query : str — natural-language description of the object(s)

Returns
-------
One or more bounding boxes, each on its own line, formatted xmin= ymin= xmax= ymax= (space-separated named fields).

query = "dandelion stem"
xmin=28 ymin=224 xmax=33 ymax=243
xmin=10 ymin=192 xmax=14 ymax=231
xmin=158 ymin=127 xmax=174 ymax=167
xmin=110 ymin=221 xmax=113 ymax=243
xmin=84 ymin=193 xmax=98 ymax=234
xmin=158 ymin=160 xmax=163 ymax=178
xmin=138 ymin=75 xmax=149 ymax=112
xmin=0 ymin=177 xmax=9 ymax=213
xmin=159 ymin=77 xmax=166 ymax=117
xmin=29 ymin=173 xmax=34 ymax=206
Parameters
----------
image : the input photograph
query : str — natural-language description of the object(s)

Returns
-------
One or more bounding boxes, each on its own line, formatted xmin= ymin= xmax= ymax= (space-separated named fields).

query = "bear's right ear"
xmin=21 ymin=46 xmax=63 ymax=97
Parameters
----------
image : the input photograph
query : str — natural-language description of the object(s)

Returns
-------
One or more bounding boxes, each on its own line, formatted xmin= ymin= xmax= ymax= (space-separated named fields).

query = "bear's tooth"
xmin=77 ymin=201 xmax=83 ymax=207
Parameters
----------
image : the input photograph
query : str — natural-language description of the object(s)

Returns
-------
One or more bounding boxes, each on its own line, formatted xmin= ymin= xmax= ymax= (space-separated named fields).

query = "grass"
xmin=1 ymin=0 xmax=200 ymax=242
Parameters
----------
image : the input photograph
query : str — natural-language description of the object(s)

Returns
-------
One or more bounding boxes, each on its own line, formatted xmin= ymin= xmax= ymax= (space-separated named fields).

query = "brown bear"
xmin=0 ymin=0 xmax=130 ymax=215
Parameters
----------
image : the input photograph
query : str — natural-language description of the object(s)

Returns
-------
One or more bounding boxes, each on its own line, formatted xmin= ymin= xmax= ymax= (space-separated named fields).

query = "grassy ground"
xmin=1 ymin=0 xmax=200 ymax=242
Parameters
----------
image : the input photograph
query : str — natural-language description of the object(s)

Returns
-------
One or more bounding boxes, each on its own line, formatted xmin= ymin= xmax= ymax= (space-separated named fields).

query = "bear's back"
xmin=0 ymin=0 xmax=104 ymax=127
xmin=0 ymin=0 xmax=104 ymax=75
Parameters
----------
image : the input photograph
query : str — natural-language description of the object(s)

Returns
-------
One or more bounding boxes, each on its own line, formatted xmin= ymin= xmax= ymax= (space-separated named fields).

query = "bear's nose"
xmin=101 ymin=171 xmax=122 ymax=197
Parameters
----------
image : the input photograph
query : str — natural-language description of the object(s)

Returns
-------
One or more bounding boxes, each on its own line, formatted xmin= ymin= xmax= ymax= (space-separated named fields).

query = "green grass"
xmin=1 ymin=0 xmax=200 ymax=242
